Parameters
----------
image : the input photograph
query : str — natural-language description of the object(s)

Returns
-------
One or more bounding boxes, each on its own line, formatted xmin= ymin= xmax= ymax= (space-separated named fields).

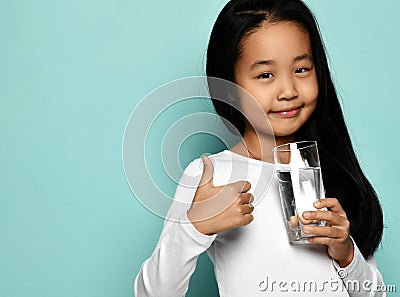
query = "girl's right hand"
xmin=187 ymin=155 xmax=254 ymax=235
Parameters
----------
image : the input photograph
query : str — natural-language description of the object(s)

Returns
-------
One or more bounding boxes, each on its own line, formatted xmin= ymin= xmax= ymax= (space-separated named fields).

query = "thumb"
xmin=199 ymin=155 xmax=214 ymax=187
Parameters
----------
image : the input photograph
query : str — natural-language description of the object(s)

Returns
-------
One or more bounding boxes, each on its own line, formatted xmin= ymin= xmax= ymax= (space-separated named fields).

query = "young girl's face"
xmin=234 ymin=21 xmax=318 ymax=138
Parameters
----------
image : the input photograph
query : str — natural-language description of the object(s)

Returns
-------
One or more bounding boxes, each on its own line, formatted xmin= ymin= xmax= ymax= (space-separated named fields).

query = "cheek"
xmin=302 ymin=79 xmax=319 ymax=106
xmin=238 ymin=86 xmax=274 ymax=116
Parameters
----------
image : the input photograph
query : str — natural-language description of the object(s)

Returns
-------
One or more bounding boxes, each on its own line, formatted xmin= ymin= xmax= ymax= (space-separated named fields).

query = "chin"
xmin=271 ymin=127 xmax=299 ymax=137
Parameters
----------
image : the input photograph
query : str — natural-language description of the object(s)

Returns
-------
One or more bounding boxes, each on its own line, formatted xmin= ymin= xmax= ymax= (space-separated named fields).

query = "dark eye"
xmin=257 ymin=73 xmax=274 ymax=79
xmin=295 ymin=67 xmax=310 ymax=74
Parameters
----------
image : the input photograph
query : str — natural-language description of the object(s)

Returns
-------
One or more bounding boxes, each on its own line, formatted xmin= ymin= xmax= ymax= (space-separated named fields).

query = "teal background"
xmin=0 ymin=0 xmax=398 ymax=296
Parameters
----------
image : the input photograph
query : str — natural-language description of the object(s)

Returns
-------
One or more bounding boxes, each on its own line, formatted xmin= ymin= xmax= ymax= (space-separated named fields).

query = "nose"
xmin=277 ymin=76 xmax=299 ymax=101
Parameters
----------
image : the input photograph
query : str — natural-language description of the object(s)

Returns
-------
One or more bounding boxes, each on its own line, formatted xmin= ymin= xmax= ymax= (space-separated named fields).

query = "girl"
xmin=135 ymin=0 xmax=385 ymax=296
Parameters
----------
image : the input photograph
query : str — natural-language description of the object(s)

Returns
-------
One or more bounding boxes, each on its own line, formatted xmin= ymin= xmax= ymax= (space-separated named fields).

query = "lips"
xmin=271 ymin=106 xmax=302 ymax=117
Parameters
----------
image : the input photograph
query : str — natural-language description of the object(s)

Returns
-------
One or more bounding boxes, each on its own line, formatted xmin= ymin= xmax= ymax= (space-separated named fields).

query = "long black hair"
xmin=206 ymin=0 xmax=383 ymax=259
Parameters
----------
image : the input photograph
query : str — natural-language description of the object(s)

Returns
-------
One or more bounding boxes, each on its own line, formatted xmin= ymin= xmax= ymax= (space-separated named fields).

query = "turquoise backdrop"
xmin=0 ymin=0 xmax=398 ymax=296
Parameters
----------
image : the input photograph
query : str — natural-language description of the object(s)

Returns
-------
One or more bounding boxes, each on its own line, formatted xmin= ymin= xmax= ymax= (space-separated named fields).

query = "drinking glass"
xmin=273 ymin=141 xmax=326 ymax=244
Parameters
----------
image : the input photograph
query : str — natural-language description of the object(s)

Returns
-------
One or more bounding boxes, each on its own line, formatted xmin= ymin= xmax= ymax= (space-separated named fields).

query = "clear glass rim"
xmin=272 ymin=140 xmax=317 ymax=152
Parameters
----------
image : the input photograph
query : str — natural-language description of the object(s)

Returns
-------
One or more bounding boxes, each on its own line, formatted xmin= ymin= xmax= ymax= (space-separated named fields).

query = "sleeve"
xmin=134 ymin=158 xmax=218 ymax=297
xmin=331 ymin=236 xmax=386 ymax=297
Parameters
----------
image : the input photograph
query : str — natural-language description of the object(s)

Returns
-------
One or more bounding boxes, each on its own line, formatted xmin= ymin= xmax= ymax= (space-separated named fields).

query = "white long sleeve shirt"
xmin=134 ymin=150 xmax=385 ymax=296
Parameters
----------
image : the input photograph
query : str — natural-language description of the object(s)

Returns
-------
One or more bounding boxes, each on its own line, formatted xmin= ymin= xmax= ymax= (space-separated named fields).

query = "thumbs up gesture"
xmin=187 ymin=155 xmax=254 ymax=235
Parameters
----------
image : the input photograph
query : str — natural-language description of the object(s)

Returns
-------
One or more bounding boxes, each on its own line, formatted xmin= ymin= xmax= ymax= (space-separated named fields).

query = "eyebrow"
xmin=249 ymin=53 xmax=313 ymax=70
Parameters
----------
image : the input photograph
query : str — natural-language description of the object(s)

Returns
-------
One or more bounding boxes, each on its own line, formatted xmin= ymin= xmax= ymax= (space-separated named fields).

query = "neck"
xmin=240 ymin=126 xmax=296 ymax=163
xmin=274 ymin=135 xmax=297 ymax=147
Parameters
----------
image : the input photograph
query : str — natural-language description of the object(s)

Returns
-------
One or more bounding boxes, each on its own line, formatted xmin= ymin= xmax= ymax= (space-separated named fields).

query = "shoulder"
xmin=182 ymin=150 xmax=229 ymax=175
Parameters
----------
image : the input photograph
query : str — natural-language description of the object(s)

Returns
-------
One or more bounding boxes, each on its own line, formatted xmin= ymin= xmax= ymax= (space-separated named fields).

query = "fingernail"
xmin=314 ymin=201 xmax=320 ymax=207
xmin=303 ymin=211 xmax=311 ymax=218
xmin=303 ymin=226 xmax=311 ymax=232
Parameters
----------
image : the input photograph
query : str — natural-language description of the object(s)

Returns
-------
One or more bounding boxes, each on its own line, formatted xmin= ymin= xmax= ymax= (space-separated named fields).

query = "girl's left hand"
xmin=301 ymin=198 xmax=354 ymax=268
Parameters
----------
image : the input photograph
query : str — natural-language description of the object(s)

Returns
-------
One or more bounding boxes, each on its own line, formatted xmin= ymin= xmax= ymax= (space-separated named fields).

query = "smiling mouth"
xmin=271 ymin=106 xmax=302 ymax=117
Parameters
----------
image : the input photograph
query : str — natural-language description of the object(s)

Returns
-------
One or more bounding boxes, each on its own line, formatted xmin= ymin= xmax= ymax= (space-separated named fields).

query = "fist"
xmin=187 ymin=155 xmax=254 ymax=235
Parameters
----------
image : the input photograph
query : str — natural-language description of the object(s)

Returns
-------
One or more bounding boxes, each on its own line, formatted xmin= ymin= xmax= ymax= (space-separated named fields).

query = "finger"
xmin=238 ymin=192 xmax=254 ymax=204
xmin=302 ymin=225 xmax=347 ymax=238
xmin=199 ymin=155 xmax=214 ymax=187
xmin=242 ymin=203 xmax=255 ymax=215
xmin=299 ymin=216 xmax=315 ymax=225
xmin=241 ymin=213 xmax=254 ymax=226
xmin=306 ymin=236 xmax=345 ymax=245
xmin=231 ymin=180 xmax=251 ymax=193
xmin=314 ymin=198 xmax=346 ymax=216
xmin=302 ymin=210 xmax=345 ymax=226
xmin=288 ymin=216 xmax=299 ymax=228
